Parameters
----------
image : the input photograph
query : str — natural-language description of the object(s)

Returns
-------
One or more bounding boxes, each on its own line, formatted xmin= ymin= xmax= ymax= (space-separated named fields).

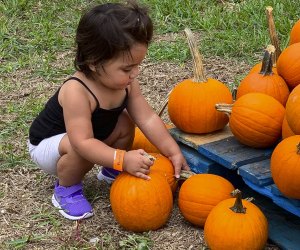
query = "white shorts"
xmin=27 ymin=133 xmax=66 ymax=175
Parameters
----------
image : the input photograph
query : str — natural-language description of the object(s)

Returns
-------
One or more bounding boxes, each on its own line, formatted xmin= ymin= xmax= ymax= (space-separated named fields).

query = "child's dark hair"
xmin=74 ymin=1 xmax=153 ymax=77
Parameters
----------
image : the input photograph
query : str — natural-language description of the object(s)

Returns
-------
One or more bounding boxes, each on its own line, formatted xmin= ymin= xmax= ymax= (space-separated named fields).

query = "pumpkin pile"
xmin=108 ymin=7 xmax=300 ymax=246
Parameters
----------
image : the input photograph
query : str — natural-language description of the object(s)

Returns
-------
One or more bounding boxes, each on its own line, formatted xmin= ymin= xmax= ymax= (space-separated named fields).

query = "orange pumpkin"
xmin=131 ymin=124 xmax=173 ymax=153
xmin=249 ymin=62 xmax=277 ymax=75
xmin=204 ymin=189 xmax=268 ymax=250
xmin=168 ymin=28 xmax=233 ymax=134
xmin=178 ymin=173 xmax=234 ymax=227
xmin=271 ymin=135 xmax=300 ymax=199
xmin=285 ymin=84 xmax=300 ymax=134
xmin=277 ymin=43 xmax=300 ymax=89
xmin=110 ymin=171 xmax=173 ymax=232
xmin=216 ymin=93 xmax=285 ymax=148
xmin=289 ymin=19 xmax=300 ymax=45
xmin=237 ymin=45 xmax=289 ymax=106
xmin=282 ymin=115 xmax=295 ymax=139
xmin=149 ymin=153 xmax=177 ymax=193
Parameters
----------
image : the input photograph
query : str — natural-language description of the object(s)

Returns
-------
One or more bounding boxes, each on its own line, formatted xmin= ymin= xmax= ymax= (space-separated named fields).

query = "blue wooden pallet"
xmin=169 ymin=126 xmax=300 ymax=250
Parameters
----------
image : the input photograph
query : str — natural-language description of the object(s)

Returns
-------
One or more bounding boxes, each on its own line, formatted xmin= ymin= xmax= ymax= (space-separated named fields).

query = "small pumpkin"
xmin=204 ymin=189 xmax=268 ymax=250
xmin=282 ymin=115 xmax=295 ymax=139
xmin=271 ymin=135 xmax=300 ymax=199
xmin=237 ymin=45 xmax=289 ymax=106
xmin=168 ymin=28 xmax=233 ymax=134
xmin=149 ymin=153 xmax=177 ymax=193
xmin=289 ymin=19 xmax=300 ymax=45
xmin=178 ymin=173 xmax=234 ymax=227
xmin=285 ymin=84 xmax=300 ymax=134
xmin=131 ymin=124 xmax=173 ymax=153
xmin=276 ymin=43 xmax=300 ymax=90
xmin=216 ymin=93 xmax=285 ymax=148
xmin=110 ymin=171 xmax=173 ymax=232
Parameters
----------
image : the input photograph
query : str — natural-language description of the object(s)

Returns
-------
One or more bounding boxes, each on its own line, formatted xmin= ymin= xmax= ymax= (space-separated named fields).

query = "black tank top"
xmin=29 ymin=77 xmax=128 ymax=145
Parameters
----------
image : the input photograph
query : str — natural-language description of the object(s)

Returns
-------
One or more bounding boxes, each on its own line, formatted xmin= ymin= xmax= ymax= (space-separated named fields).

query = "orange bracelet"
xmin=113 ymin=149 xmax=126 ymax=171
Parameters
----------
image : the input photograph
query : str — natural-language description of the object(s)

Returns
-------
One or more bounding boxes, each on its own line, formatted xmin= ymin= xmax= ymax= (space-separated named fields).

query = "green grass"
xmin=0 ymin=0 xmax=299 ymax=166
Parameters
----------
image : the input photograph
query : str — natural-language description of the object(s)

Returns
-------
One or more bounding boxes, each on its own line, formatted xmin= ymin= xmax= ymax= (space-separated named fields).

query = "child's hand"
xmin=169 ymin=153 xmax=190 ymax=179
xmin=123 ymin=149 xmax=154 ymax=180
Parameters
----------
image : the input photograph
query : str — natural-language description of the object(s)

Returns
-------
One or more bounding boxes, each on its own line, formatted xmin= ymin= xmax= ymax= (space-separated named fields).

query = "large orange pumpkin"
xmin=216 ymin=93 xmax=285 ymax=148
xmin=289 ymin=19 xmax=300 ymax=45
xmin=276 ymin=43 xmax=300 ymax=89
xmin=237 ymin=45 xmax=289 ymax=106
xmin=168 ymin=28 xmax=233 ymax=134
xmin=149 ymin=153 xmax=177 ymax=193
xmin=110 ymin=171 xmax=173 ymax=232
xmin=271 ymin=135 xmax=300 ymax=199
xmin=204 ymin=189 xmax=268 ymax=250
xmin=285 ymin=84 xmax=300 ymax=134
xmin=178 ymin=173 xmax=234 ymax=227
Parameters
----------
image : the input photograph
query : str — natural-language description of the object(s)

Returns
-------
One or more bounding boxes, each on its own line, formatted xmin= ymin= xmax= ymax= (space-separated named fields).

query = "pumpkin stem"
xmin=184 ymin=28 xmax=207 ymax=83
xmin=230 ymin=189 xmax=246 ymax=214
xmin=179 ymin=169 xmax=196 ymax=180
xmin=157 ymin=89 xmax=172 ymax=117
xmin=266 ymin=6 xmax=281 ymax=64
xmin=215 ymin=103 xmax=233 ymax=116
xmin=259 ymin=45 xmax=275 ymax=76
xmin=297 ymin=143 xmax=300 ymax=154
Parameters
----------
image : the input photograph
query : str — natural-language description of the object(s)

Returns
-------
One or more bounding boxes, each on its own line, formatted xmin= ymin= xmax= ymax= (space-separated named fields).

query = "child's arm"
xmin=127 ymin=80 xmax=190 ymax=177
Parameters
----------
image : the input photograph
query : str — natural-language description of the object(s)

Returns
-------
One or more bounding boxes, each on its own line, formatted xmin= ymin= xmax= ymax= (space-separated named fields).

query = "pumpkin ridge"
xmin=233 ymin=109 xmax=283 ymax=135
xmin=232 ymin=116 xmax=280 ymax=140
xmin=233 ymin=105 xmax=283 ymax=129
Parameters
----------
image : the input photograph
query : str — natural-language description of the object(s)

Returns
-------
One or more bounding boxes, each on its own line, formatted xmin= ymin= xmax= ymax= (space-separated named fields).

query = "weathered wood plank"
xmin=238 ymin=159 xmax=273 ymax=186
xmin=169 ymin=125 xmax=233 ymax=151
xmin=198 ymin=137 xmax=274 ymax=169
xmin=243 ymin=179 xmax=300 ymax=218
xmin=244 ymin=186 xmax=300 ymax=250
xmin=178 ymin=142 xmax=218 ymax=174
xmin=271 ymin=184 xmax=300 ymax=207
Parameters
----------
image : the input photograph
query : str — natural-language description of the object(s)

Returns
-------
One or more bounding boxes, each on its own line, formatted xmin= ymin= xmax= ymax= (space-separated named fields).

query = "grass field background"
xmin=1 ymin=0 xmax=299 ymax=249
xmin=1 ymin=0 xmax=299 ymax=167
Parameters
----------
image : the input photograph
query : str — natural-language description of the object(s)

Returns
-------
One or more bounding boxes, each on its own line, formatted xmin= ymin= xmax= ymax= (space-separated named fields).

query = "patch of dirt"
xmin=1 ymin=45 xmax=280 ymax=249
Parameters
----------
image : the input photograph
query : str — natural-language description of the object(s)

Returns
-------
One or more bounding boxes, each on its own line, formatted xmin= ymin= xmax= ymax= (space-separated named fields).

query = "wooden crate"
xmin=169 ymin=126 xmax=300 ymax=250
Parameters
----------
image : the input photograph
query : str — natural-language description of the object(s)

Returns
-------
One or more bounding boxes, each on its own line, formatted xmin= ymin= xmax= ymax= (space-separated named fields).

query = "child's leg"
xmin=57 ymin=135 xmax=94 ymax=187
xmin=98 ymin=110 xmax=135 ymax=183
xmin=28 ymin=134 xmax=93 ymax=220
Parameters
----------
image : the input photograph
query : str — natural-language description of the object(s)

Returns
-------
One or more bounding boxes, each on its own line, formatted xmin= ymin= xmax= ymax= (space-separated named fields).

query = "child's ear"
xmin=89 ymin=64 xmax=97 ymax=72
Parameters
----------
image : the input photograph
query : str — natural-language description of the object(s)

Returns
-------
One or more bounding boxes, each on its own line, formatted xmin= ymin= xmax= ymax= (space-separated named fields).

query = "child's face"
xmin=95 ymin=43 xmax=147 ymax=89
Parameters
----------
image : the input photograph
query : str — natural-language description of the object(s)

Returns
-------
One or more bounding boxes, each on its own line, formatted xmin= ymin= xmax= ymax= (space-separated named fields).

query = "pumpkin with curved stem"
xmin=289 ymin=19 xmax=300 ymax=45
xmin=271 ymin=135 xmax=300 ymax=199
xmin=216 ymin=93 xmax=285 ymax=148
xmin=168 ymin=28 xmax=233 ymax=134
xmin=204 ymin=189 xmax=268 ymax=250
xmin=249 ymin=6 xmax=281 ymax=74
xmin=110 ymin=171 xmax=173 ymax=232
xmin=178 ymin=173 xmax=234 ymax=227
xmin=276 ymin=43 xmax=300 ymax=89
xmin=285 ymin=84 xmax=300 ymax=134
xmin=149 ymin=153 xmax=177 ymax=193
xmin=237 ymin=45 xmax=289 ymax=106
xmin=282 ymin=115 xmax=295 ymax=139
